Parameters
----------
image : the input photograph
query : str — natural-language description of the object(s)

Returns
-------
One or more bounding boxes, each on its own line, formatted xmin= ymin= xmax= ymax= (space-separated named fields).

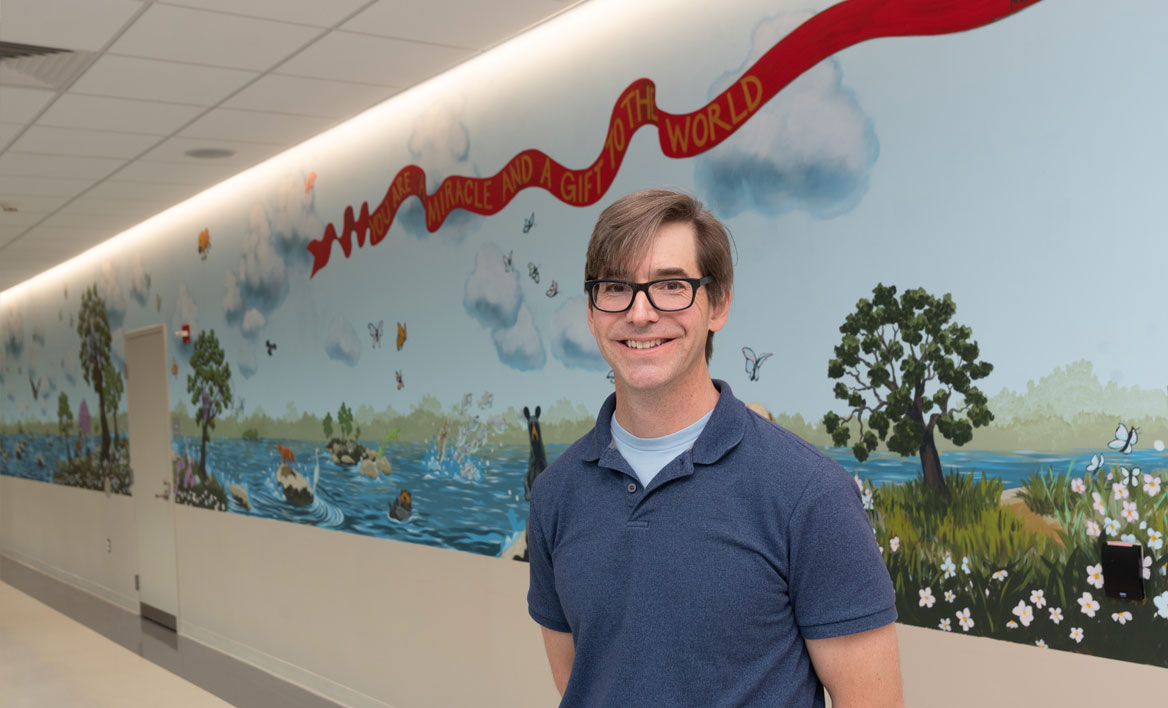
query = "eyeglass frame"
xmin=583 ymin=276 xmax=714 ymax=313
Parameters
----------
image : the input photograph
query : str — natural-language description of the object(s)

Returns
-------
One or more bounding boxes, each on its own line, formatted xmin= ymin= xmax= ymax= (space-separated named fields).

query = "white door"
xmin=125 ymin=324 xmax=180 ymax=630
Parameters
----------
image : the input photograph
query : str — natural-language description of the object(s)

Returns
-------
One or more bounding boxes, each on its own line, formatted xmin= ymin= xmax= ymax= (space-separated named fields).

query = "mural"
xmin=4 ymin=0 xmax=1168 ymax=671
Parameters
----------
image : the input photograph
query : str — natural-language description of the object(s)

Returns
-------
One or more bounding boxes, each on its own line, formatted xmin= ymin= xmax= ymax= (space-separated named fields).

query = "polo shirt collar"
xmin=582 ymin=379 xmax=746 ymax=466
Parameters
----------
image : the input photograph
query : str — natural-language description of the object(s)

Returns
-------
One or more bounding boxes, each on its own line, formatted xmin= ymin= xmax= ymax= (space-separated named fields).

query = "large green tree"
xmin=103 ymin=361 xmax=124 ymax=444
xmin=185 ymin=330 xmax=232 ymax=478
xmin=57 ymin=392 xmax=74 ymax=459
xmin=823 ymin=284 xmax=994 ymax=494
xmin=77 ymin=284 xmax=112 ymax=462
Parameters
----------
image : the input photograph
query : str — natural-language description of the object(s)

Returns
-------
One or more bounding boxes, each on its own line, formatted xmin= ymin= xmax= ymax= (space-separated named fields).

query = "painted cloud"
xmin=237 ymin=344 xmax=258 ymax=379
xmin=464 ymin=244 xmax=522 ymax=330
xmin=396 ymin=100 xmax=483 ymax=240
xmin=130 ymin=255 xmax=151 ymax=306
xmin=550 ymin=296 xmax=608 ymax=371
xmin=98 ymin=262 xmax=127 ymax=326
xmin=324 ymin=315 xmax=362 ymax=367
xmin=241 ymin=308 xmax=266 ymax=339
xmin=492 ymin=304 xmax=546 ymax=371
xmin=694 ymin=12 xmax=878 ymax=219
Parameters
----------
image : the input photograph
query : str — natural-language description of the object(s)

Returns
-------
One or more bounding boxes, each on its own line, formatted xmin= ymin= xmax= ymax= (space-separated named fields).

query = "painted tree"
xmin=337 ymin=402 xmax=353 ymax=440
xmin=822 ymin=284 xmax=994 ymax=494
xmin=185 ymin=330 xmax=232 ymax=478
xmin=322 ymin=412 xmax=334 ymax=440
xmin=102 ymin=361 xmax=124 ymax=444
xmin=57 ymin=392 xmax=74 ymax=458
xmin=78 ymin=399 xmax=91 ymax=453
xmin=77 ymin=284 xmax=112 ymax=462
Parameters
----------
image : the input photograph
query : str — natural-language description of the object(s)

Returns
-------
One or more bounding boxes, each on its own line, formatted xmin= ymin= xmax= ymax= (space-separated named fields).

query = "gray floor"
xmin=0 ymin=556 xmax=344 ymax=708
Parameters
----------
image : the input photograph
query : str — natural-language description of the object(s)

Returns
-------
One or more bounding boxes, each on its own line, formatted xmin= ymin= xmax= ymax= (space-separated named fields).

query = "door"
xmin=125 ymin=324 xmax=180 ymax=630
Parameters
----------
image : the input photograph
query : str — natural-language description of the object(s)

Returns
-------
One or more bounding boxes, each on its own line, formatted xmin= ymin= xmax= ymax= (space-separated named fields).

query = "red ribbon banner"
xmin=308 ymin=0 xmax=1044 ymax=277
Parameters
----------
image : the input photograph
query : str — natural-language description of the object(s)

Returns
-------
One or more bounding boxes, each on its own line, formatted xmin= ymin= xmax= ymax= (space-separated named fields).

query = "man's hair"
xmin=585 ymin=189 xmax=734 ymax=362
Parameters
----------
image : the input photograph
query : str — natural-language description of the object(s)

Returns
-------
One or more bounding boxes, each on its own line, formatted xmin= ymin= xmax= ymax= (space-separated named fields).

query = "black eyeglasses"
xmin=584 ymin=276 xmax=713 ymax=313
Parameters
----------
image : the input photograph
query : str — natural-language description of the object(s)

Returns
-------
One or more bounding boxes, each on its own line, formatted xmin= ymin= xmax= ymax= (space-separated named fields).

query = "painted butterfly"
xmin=742 ymin=347 xmax=773 ymax=382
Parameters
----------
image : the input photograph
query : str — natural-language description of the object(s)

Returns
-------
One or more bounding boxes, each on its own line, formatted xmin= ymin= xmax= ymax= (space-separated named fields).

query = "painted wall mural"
xmin=4 ymin=0 xmax=1168 ymax=671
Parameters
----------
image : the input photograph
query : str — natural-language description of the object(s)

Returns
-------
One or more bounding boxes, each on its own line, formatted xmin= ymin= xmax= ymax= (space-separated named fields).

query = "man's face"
xmin=587 ymin=221 xmax=730 ymax=396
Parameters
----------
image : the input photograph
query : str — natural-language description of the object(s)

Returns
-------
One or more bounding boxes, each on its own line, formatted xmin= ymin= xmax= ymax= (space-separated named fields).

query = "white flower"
xmin=1111 ymin=611 xmax=1133 ymax=625
xmin=1006 ymin=620 xmax=1018 ymax=629
xmin=1121 ymin=500 xmax=1139 ymax=524
xmin=1086 ymin=563 xmax=1104 ymax=589
xmin=992 ymin=569 xmax=1008 ymax=582
xmin=1035 ymin=639 xmax=1048 ymax=648
xmin=1069 ymin=627 xmax=1084 ymax=643
xmin=1049 ymin=607 xmax=1063 ymax=624
xmin=1113 ymin=483 xmax=1130 ymax=500
xmin=1144 ymin=474 xmax=1162 ymax=496
xmin=862 ymin=488 xmax=874 ymax=510
xmin=1029 ymin=589 xmax=1047 ymax=608
xmin=1148 ymin=529 xmax=1164 ymax=551
xmin=1012 ymin=600 xmax=1035 ymax=627
xmin=961 ymin=556 xmax=971 ymax=574
xmin=1092 ymin=492 xmax=1106 ymax=515
xmin=1142 ymin=555 xmax=1152 ymax=580
xmin=890 ymin=536 xmax=900 ymax=552
xmin=1086 ymin=520 xmax=1101 ymax=538
xmin=919 ymin=587 xmax=936 ymax=608
xmin=1078 ymin=592 xmax=1101 ymax=618
xmin=940 ymin=555 xmax=957 ymax=579
xmin=944 ymin=590 xmax=956 ymax=603
xmin=1121 ymin=533 xmax=1138 ymax=544
xmin=854 ymin=474 xmax=863 ymax=492
xmin=956 ymin=608 xmax=974 ymax=632
xmin=938 ymin=618 xmax=951 ymax=632
xmin=1105 ymin=517 xmax=1121 ymax=536
xmin=1071 ymin=477 xmax=1086 ymax=494
xmin=1154 ymin=591 xmax=1168 ymax=619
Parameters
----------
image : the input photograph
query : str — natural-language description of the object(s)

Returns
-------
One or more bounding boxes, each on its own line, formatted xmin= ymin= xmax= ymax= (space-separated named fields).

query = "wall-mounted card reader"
xmin=1102 ymin=541 xmax=1144 ymax=601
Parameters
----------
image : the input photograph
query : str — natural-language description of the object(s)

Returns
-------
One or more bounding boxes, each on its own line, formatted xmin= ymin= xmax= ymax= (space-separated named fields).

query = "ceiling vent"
xmin=0 ymin=41 xmax=95 ymax=90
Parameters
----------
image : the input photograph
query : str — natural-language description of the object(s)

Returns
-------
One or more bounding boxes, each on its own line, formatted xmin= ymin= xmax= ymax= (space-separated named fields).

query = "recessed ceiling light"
xmin=184 ymin=148 xmax=236 ymax=159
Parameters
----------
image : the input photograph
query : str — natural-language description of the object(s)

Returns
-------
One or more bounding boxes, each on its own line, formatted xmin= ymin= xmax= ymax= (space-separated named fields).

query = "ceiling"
xmin=0 ymin=0 xmax=577 ymax=293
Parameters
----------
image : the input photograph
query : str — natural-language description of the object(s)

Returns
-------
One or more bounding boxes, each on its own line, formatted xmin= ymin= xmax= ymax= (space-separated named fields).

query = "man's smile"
xmin=622 ymin=338 xmax=671 ymax=350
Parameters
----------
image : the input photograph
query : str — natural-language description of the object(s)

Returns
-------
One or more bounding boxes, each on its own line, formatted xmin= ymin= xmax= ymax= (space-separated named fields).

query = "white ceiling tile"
xmin=179 ymin=108 xmax=333 ymax=145
xmin=109 ymin=4 xmax=321 ymax=71
xmin=0 ymin=175 xmax=92 ymax=198
xmin=38 ymin=94 xmax=204 ymax=135
xmin=84 ymin=180 xmax=202 ymax=203
xmin=112 ymin=160 xmax=240 ymax=186
xmin=222 ymin=74 xmax=396 ymax=118
xmin=276 ymin=31 xmax=467 ymax=87
xmin=70 ymin=55 xmax=257 ymax=105
xmin=10 ymin=126 xmax=161 ymax=159
xmin=344 ymin=0 xmax=562 ymax=50
xmin=0 ymin=153 xmax=124 ymax=180
xmin=163 ymin=0 xmax=373 ymax=28
xmin=0 ymin=0 xmax=143 ymax=52
xmin=0 ymin=195 xmax=70 ymax=213
xmin=62 ymin=196 xmax=171 ymax=218
xmin=0 ymin=123 xmax=23 ymax=149
xmin=39 ymin=210 xmax=141 ymax=233
xmin=135 ymin=136 xmax=281 ymax=168
xmin=0 ymin=210 xmax=45 ymax=229
xmin=0 ymin=86 xmax=56 ymax=123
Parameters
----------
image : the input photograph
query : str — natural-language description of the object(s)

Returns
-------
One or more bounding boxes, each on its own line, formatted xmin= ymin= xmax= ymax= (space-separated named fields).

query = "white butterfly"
xmin=1086 ymin=454 xmax=1105 ymax=474
xmin=1108 ymin=423 xmax=1138 ymax=454
xmin=742 ymin=346 xmax=773 ymax=382
xmin=1118 ymin=466 xmax=1141 ymax=487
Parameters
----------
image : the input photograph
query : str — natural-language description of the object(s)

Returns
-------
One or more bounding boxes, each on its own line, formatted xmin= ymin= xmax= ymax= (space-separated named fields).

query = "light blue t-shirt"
xmin=610 ymin=408 xmax=714 ymax=487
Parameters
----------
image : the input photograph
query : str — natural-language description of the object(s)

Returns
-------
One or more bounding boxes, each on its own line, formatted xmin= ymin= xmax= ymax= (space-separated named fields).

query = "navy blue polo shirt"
xmin=527 ymin=381 xmax=896 ymax=708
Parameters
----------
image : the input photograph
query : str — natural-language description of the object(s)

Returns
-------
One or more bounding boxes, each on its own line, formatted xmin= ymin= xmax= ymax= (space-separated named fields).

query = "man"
xmin=527 ymin=189 xmax=902 ymax=707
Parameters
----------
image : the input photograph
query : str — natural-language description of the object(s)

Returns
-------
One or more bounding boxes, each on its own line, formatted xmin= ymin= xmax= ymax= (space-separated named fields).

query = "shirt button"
xmin=627 ymin=482 xmax=637 ymax=493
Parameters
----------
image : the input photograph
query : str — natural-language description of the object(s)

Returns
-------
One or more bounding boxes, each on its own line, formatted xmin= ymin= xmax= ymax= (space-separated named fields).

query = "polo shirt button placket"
xmin=626 ymin=480 xmax=638 ymax=509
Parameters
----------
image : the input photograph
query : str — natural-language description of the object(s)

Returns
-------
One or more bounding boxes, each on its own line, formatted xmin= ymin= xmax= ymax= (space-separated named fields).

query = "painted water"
xmin=5 ymin=432 xmax=1168 ymax=557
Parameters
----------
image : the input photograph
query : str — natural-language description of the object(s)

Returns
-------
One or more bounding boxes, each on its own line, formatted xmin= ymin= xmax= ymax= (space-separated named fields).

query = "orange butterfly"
xmin=197 ymin=228 xmax=210 ymax=259
xmin=305 ymin=171 xmax=317 ymax=193
xmin=396 ymin=322 xmax=407 ymax=351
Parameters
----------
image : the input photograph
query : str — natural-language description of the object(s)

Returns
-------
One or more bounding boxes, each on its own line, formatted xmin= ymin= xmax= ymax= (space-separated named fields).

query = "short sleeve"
xmin=786 ymin=463 xmax=897 ymax=639
xmin=527 ymin=485 xmax=571 ymax=633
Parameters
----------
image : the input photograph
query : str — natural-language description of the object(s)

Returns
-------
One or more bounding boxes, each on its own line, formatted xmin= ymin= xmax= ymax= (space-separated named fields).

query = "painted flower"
xmin=1030 ymin=589 xmax=1046 ymax=608
xmin=1070 ymin=477 xmax=1086 ymax=494
xmin=854 ymin=474 xmax=863 ymax=492
xmin=1147 ymin=529 xmax=1164 ymax=551
xmin=1086 ymin=520 xmax=1101 ymax=538
xmin=992 ymin=569 xmax=1008 ymax=582
xmin=1049 ymin=607 xmax=1063 ymax=624
xmin=1144 ymin=474 xmax=1162 ymax=496
xmin=1121 ymin=533 xmax=1137 ymax=544
xmin=1086 ymin=563 xmax=1104 ymax=589
xmin=1078 ymin=592 xmax=1100 ymax=618
xmin=961 ymin=556 xmax=971 ymax=574
xmin=1154 ymin=591 xmax=1168 ymax=619
xmin=941 ymin=555 xmax=957 ymax=579
xmin=862 ymin=488 xmax=874 ymax=510
xmin=1012 ymin=600 xmax=1034 ymax=627
xmin=1035 ymin=639 xmax=1048 ymax=648
xmin=956 ymin=608 xmax=974 ymax=632
xmin=1142 ymin=555 xmax=1152 ymax=580
xmin=1006 ymin=620 xmax=1018 ymax=629
xmin=890 ymin=536 xmax=900 ymax=552
xmin=1121 ymin=500 xmax=1139 ymax=524
xmin=938 ymin=618 xmax=951 ymax=632
xmin=1111 ymin=611 xmax=1133 ymax=625
xmin=919 ymin=587 xmax=936 ymax=608
xmin=1105 ymin=517 xmax=1121 ymax=536
xmin=944 ymin=590 xmax=956 ymax=603
xmin=1069 ymin=627 xmax=1084 ymax=643
xmin=1092 ymin=492 xmax=1106 ymax=516
xmin=1113 ymin=482 xmax=1130 ymax=500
